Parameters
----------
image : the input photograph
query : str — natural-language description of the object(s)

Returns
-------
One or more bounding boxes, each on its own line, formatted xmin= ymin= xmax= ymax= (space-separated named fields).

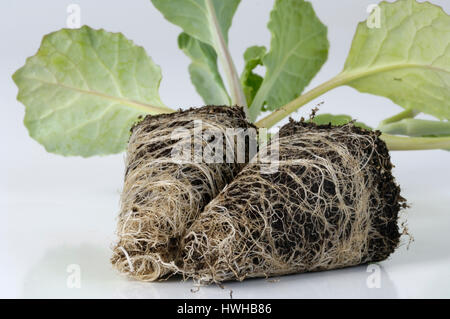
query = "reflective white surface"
xmin=1 ymin=0 xmax=450 ymax=299
xmin=2 ymin=152 xmax=449 ymax=299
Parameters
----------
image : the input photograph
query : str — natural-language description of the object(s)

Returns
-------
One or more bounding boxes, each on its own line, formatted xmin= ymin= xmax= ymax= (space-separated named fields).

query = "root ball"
xmin=111 ymin=105 xmax=256 ymax=281
xmin=181 ymin=120 xmax=404 ymax=283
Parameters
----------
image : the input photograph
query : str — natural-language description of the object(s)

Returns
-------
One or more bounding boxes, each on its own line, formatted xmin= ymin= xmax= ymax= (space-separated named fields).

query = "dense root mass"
xmin=182 ymin=120 xmax=404 ymax=283
xmin=111 ymin=105 xmax=256 ymax=281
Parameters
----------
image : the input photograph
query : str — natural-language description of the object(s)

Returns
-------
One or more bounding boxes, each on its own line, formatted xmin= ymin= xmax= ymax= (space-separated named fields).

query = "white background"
xmin=1 ymin=0 xmax=449 ymax=298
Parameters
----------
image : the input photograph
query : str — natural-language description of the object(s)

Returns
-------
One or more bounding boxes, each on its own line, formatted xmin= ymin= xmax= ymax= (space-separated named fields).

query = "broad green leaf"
xmin=151 ymin=0 xmax=240 ymax=47
xmin=151 ymin=0 xmax=246 ymax=107
xmin=13 ymin=26 xmax=171 ymax=157
xmin=378 ymin=119 xmax=450 ymax=137
xmin=311 ymin=114 xmax=372 ymax=130
xmin=241 ymin=46 xmax=266 ymax=106
xmin=343 ymin=0 xmax=450 ymax=120
xmin=178 ymin=33 xmax=230 ymax=105
xmin=249 ymin=0 xmax=329 ymax=121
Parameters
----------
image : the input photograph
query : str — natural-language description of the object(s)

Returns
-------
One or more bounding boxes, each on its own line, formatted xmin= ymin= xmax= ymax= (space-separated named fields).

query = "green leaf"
xmin=343 ymin=0 xmax=450 ymax=120
xmin=378 ymin=119 xmax=450 ymax=137
xmin=241 ymin=46 xmax=266 ymax=106
xmin=151 ymin=0 xmax=240 ymax=47
xmin=249 ymin=0 xmax=329 ymax=121
xmin=311 ymin=113 xmax=372 ymax=130
xmin=13 ymin=26 xmax=171 ymax=157
xmin=178 ymin=33 xmax=230 ymax=105
xmin=151 ymin=0 xmax=246 ymax=106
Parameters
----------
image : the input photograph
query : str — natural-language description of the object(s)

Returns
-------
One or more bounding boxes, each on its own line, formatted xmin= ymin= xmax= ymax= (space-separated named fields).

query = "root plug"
xmin=111 ymin=105 xmax=256 ymax=281
xmin=181 ymin=120 xmax=404 ymax=283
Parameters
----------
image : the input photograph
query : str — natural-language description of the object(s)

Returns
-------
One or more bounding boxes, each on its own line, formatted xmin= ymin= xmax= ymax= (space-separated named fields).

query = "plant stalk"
xmin=256 ymin=63 xmax=446 ymax=129
xmin=378 ymin=119 xmax=450 ymax=137
xmin=205 ymin=0 xmax=247 ymax=111
xmin=381 ymin=134 xmax=450 ymax=151
xmin=255 ymin=74 xmax=346 ymax=128
xmin=379 ymin=108 xmax=419 ymax=126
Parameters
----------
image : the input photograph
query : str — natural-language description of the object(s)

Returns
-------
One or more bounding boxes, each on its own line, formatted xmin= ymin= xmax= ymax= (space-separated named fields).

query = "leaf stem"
xmin=379 ymin=108 xmax=419 ymax=126
xmin=381 ymin=134 xmax=450 ymax=151
xmin=255 ymin=74 xmax=346 ymax=128
xmin=254 ymin=66 xmax=450 ymax=151
xmin=256 ymin=62 xmax=449 ymax=129
xmin=205 ymin=0 xmax=247 ymax=110
xmin=378 ymin=119 xmax=450 ymax=137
